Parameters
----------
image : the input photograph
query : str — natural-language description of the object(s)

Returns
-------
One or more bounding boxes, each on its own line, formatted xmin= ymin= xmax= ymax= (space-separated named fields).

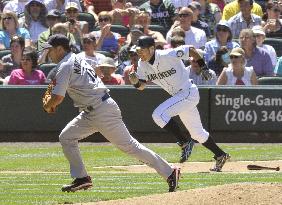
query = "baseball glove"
xmin=128 ymin=72 xmax=139 ymax=85
xmin=42 ymin=82 xmax=54 ymax=111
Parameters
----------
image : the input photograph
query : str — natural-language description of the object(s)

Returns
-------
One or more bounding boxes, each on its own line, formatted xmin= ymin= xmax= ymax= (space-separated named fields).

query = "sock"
xmin=163 ymin=119 xmax=190 ymax=146
xmin=202 ymin=135 xmax=225 ymax=157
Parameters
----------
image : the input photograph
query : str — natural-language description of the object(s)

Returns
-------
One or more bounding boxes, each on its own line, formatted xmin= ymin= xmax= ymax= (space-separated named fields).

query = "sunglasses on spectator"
xmin=230 ymin=55 xmax=240 ymax=59
xmin=273 ymin=8 xmax=281 ymax=12
xmin=67 ymin=9 xmax=78 ymax=13
xmin=217 ymin=27 xmax=229 ymax=32
xmin=99 ymin=17 xmax=110 ymax=22
xmin=3 ymin=16 xmax=12 ymax=20
xmin=82 ymin=39 xmax=93 ymax=44
xmin=178 ymin=13 xmax=191 ymax=18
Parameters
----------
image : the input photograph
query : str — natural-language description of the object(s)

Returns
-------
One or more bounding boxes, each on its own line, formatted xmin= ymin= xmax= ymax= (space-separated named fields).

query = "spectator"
xmin=139 ymin=0 xmax=176 ymax=29
xmin=123 ymin=45 xmax=139 ymax=84
xmin=252 ymin=25 xmax=277 ymax=68
xmin=8 ymin=48 xmax=46 ymax=85
xmin=170 ymin=35 xmax=186 ymax=48
xmin=194 ymin=0 xmax=222 ymax=34
xmin=91 ymin=11 xmax=121 ymax=54
xmin=208 ymin=46 xmax=230 ymax=76
xmin=77 ymin=34 xmax=106 ymax=69
xmin=170 ymin=0 xmax=191 ymax=11
xmin=188 ymin=50 xmax=217 ymax=85
xmin=37 ymin=9 xmax=62 ymax=51
xmin=188 ymin=2 xmax=212 ymax=38
xmin=222 ymin=0 xmax=263 ymax=20
xmin=261 ymin=2 xmax=282 ymax=38
xmin=204 ymin=21 xmax=239 ymax=63
xmin=19 ymin=0 xmax=48 ymax=45
xmin=133 ymin=11 xmax=167 ymax=47
xmin=0 ymin=36 xmax=25 ymax=84
xmin=44 ymin=0 xmax=82 ymax=13
xmin=96 ymin=57 xmax=125 ymax=85
xmin=166 ymin=7 xmax=207 ymax=49
xmin=239 ymin=28 xmax=273 ymax=77
xmin=3 ymin=0 xmax=27 ymax=15
xmin=64 ymin=2 xmax=89 ymax=50
xmin=127 ymin=0 xmax=147 ymax=7
xmin=84 ymin=0 xmax=113 ymax=22
xmin=228 ymin=0 xmax=262 ymax=39
xmin=217 ymin=47 xmax=258 ymax=85
xmin=0 ymin=11 xmax=31 ymax=49
xmin=209 ymin=0 xmax=225 ymax=11
xmin=274 ymin=56 xmax=282 ymax=76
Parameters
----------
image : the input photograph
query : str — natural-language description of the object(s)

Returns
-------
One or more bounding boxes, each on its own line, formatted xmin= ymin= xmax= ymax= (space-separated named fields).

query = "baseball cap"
xmin=65 ymin=2 xmax=79 ymax=10
xmin=82 ymin=33 xmax=96 ymax=42
xmin=252 ymin=25 xmax=265 ymax=36
xmin=229 ymin=47 xmax=245 ymax=57
xmin=47 ymin=9 xmax=61 ymax=18
xmin=188 ymin=1 xmax=201 ymax=10
xmin=42 ymin=34 xmax=70 ymax=50
xmin=136 ymin=36 xmax=155 ymax=48
xmin=97 ymin=57 xmax=116 ymax=68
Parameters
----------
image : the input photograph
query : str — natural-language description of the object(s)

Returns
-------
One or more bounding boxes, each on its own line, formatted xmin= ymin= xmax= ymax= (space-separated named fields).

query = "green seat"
xmin=39 ymin=63 xmax=57 ymax=77
xmin=94 ymin=25 xmax=129 ymax=37
xmin=257 ymin=76 xmax=282 ymax=85
xmin=148 ymin=24 xmax=168 ymax=38
xmin=264 ymin=38 xmax=282 ymax=57
xmin=0 ymin=49 xmax=11 ymax=59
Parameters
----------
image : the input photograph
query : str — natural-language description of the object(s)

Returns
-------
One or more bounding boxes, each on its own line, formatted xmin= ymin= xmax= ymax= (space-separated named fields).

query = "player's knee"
xmin=190 ymin=130 xmax=209 ymax=143
xmin=152 ymin=110 xmax=167 ymax=128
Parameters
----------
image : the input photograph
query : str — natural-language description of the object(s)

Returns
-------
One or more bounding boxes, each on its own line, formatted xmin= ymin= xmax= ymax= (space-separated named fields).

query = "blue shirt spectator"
xmin=274 ymin=56 xmax=282 ymax=77
xmin=0 ymin=28 xmax=30 ymax=49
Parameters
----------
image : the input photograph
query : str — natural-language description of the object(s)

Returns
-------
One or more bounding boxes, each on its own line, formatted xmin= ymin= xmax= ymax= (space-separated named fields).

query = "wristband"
xmin=133 ymin=81 xmax=141 ymax=88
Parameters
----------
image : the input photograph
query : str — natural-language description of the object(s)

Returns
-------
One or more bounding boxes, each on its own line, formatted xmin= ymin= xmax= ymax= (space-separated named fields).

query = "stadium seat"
xmin=148 ymin=24 xmax=168 ymax=38
xmin=94 ymin=25 xmax=130 ymax=37
xmin=61 ymin=12 xmax=96 ymax=32
xmin=257 ymin=76 xmax=282 ymax=85
xmin=264 ymin=38 xmax=282 ymax=57
xmin=0 ymin=49 xmax=11 ymax=59
xmin=39 ymin=63 xmax=57 ymax=77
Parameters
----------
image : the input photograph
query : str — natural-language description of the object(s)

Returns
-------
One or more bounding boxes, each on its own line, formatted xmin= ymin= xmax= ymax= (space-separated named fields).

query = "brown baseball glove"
xmin=42 ymin=82 xmax=54 ymax=112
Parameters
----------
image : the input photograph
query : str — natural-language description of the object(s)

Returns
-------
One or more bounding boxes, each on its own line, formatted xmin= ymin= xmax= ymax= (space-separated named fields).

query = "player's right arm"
xmin=128 ymin=72 xmax=146 ymax=90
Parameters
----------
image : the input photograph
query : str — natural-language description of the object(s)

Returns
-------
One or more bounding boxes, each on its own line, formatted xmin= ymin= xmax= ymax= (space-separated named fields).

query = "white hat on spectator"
xmin=252 ymin=25 xmax=265 ymax=36
xmin=65 ymin=2 xmax=79 ymax=10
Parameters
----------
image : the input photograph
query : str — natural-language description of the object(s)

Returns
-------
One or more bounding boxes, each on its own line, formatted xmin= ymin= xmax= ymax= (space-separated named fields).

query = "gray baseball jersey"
xmin=137 ymin=45 xmax=193 ymax=96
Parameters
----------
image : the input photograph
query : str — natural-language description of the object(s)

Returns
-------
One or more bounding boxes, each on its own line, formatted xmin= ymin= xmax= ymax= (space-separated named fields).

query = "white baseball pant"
xmin=152 ymin=84 xmax=209 ymax=143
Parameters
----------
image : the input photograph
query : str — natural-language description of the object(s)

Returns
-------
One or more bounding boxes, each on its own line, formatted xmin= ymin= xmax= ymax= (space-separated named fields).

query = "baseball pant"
xmin=59 ymin=97 xmax=173 ymax=179
xmin=152 ymin=84 xmax=209 ymax=143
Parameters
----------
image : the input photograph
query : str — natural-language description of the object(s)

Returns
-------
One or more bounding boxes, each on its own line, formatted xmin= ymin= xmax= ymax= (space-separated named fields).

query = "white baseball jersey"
xmin=52 ymin=53 xmax=108 ymax=109
xmin=137 ymin=45 xmax=193 ymax=96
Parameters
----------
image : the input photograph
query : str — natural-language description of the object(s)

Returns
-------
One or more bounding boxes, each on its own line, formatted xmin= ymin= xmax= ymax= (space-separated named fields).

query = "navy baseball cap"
xmin=42 ymin=34 xmax=70 ymax=50
xmin=136 ymin=36 xmax=155 ymax=48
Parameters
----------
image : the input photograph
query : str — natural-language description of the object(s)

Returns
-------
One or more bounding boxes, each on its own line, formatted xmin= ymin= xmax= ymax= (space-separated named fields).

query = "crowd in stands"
xmin=0 ymin=0 xmax=281 ymax=86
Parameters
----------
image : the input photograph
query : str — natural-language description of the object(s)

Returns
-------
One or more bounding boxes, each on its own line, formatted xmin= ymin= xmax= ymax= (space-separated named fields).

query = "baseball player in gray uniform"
xmin=129 ymin=36 xmax=230 ymax=171
xmin=42 ymin=34 xmax=180 ymax=193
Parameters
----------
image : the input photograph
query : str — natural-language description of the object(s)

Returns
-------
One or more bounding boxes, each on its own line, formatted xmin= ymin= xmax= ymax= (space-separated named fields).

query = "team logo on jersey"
xmin=176 ymin=50 xmax=184 ymax=58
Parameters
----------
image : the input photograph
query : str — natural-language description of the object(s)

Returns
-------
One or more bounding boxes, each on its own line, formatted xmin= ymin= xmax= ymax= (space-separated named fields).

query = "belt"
xmin=84 ymin=93 xmax=110 ymax=113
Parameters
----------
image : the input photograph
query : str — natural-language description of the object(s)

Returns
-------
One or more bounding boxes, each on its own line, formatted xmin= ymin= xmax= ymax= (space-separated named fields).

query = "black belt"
xmin=85 ymin=93 xmax=110 ymax=113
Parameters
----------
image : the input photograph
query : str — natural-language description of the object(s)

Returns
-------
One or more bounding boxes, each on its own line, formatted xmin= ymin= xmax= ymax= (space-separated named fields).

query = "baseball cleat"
xmin=179 ymin=139 xmax=194 ymax=163
xmin=167 ymin=167 xmax=181 ymax=192
xmin=210 ymin=153 xmax=231 ymax=172
xmin=61 ymin=176 xmax=93 ymax=192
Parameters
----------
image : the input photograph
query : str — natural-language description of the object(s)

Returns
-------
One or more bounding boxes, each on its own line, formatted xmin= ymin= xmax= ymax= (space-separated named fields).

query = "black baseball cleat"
xmin=179 ymin=139 xmax=195 ymax=163
xmin=62 ymin=176 xmax=93 ymax=192
xmin=210 ymin=153 xmax=231 ymax=172
xmin=167 ymin=167 xmax=180 ymax=192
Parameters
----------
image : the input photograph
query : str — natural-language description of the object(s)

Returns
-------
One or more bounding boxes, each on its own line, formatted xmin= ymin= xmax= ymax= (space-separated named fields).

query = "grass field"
xmin=0 ymin=143 xmax=281 ymax=205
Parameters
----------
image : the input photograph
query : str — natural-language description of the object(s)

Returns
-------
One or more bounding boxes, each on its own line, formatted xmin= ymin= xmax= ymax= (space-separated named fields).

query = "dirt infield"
xmin=69 ymin=160 xmax=282 ymax=205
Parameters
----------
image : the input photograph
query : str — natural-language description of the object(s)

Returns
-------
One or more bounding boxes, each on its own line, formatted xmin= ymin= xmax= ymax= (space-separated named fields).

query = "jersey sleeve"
xmin=52 ymin=63 xmax=72 ymax=97
xmin=160 ymin=45 xmax=190 ymax=60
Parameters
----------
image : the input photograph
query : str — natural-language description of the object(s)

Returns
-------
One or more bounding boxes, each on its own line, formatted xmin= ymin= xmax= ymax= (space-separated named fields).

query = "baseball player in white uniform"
xmin=129 ymin=36 xmax=230 ymax=171
xmin=42 ymin=34 xmax=180 ymax=193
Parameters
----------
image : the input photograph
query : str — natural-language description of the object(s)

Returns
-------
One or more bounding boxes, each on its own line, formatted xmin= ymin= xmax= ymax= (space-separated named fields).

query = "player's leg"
xmin=151 ymin=92 xmax=195 ymax=163
xmin=95 ymin=98 xmax=180 ymax=192
xmin=59 ymin=112 xmax=97 ymax=192
xmin=178 ymin=86 xmax=230 ymax=171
